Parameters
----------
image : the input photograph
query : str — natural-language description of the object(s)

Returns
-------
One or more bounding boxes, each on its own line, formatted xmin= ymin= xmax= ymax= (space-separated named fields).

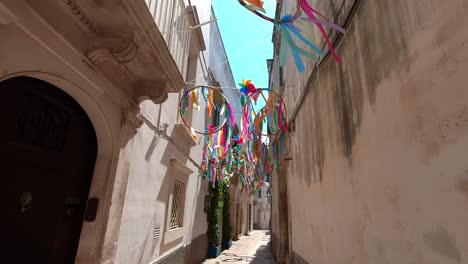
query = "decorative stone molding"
xmin=133 ymin=80 xmax=168 ymax=105
xmin=87 ymin=48 xmax=135 ymax=93
xmin=62 ymin=0 xmax=97 ymax=33
xmin=89 ymin=0 xmax=120 ymax=8
xmin=170 ymin=159 xmax=193 ymax=176
xmin=173 ymin=124 xmax=197 ymax=147
xmin=121 ymin=103 xmax=143 ymax=129
xmin=111 ymin=40 xmax=137 ymax=63
xmin=88 ymin=49 xmax=113 ymax=65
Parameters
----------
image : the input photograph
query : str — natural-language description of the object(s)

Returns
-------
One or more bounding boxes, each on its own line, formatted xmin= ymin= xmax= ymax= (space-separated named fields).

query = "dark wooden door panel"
xmin=0 ymin=77 xmax=97 ymax=264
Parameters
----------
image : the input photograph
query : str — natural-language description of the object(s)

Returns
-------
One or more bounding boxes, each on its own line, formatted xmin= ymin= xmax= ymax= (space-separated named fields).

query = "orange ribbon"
xmin=244 ymin=0 xmax=264 ymax=9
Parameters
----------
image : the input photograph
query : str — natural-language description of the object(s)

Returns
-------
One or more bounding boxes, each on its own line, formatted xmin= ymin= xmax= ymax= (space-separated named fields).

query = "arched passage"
xmin=1 ymin=76 xmax=98 ymax=263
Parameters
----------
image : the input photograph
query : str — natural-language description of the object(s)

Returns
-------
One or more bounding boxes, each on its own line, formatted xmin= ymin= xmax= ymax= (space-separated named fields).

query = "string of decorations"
xmin=238 ymin=0 xmax=345 ymax=72
xmin=179 ymin=80 xmax=288 ymax=192
xmin=177 ymin=1 xmax=345 ymax=191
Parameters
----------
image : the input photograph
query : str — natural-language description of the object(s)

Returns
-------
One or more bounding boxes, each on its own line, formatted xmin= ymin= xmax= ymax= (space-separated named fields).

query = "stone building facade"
xmin=269 ymin=0 xmax=468 ymax=263
xmin=253 ymin=183 xmax=271 ymax=230
xmin=0 ymin=0 xmax=239 ymax=263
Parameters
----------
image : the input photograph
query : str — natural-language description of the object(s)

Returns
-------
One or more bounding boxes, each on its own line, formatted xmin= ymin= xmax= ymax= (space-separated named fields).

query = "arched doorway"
xmin=1 ymin=77 xmax=98 ymax=263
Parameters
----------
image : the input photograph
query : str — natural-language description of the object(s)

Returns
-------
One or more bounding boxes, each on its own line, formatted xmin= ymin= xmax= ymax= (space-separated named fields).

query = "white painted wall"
xmin=254 ymin=183 xmax=271 ymax=230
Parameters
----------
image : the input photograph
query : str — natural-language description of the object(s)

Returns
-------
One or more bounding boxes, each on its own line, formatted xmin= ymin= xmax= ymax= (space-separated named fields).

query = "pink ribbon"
xmin=299 ymin=0 xmax=341 ymax=62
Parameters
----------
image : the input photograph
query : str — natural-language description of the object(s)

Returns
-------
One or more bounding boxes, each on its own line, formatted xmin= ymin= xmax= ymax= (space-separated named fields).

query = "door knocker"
xmin=20 ymin=192 xmax=32 ymax=213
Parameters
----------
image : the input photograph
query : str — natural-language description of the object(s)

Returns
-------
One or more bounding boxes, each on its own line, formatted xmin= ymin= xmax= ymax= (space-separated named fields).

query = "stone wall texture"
xmin=188 ymin=234 xmax=208 ymax=264
xmin=154 ymin=246 xmax=187 ymax=264
xmin=271 ymin=0 xmax=468 ymax=263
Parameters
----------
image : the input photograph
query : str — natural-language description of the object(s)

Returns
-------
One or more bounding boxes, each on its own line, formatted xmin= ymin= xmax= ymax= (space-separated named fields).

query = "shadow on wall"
xmin=250 ymin=245 xmax=274 ymax=264
xmin=288 ymin=0 xmax=416 ymax=185
xmin=126 ymin=127 xmax=188 ymax=264
xmin=159 ymin=126 xmax=190 ymax=167
xmin=130 ymin=167 xmax=174 ymax=264
xmin=213 ymin=244 xmax=274 ymax=264
xmin=188 ymin=181 xmax=209 ymax=264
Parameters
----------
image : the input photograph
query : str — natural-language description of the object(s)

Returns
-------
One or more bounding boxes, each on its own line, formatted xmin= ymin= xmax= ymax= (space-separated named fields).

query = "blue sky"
xmin=212 ymin=0 xmax=277 ymax=89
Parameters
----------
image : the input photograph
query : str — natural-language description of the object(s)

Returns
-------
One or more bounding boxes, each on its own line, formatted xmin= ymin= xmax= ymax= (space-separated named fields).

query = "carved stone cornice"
xmin=121 ymin=103 xmax=143 ymax=129
xmin=170 ymin=159 xmax=194 ymax=176
xmin=61 ymin=0 xmax=97 ymax=34
xmin=87 ymin=48 xmax=134 ymax=94
xmin=24 ymin=0 xmax=184 ymax=99
xmin=112 ymin=41 xmax=137 ymax=63
xmin=173 ymin=124 xmax=197 ymax=147
xmin=88 ymin=48 xmax=113 ymax=65
xmin=133 ymin=80 xmax=168 ymax=105
xmin=89 ymin=0 xmax=120 ymax=8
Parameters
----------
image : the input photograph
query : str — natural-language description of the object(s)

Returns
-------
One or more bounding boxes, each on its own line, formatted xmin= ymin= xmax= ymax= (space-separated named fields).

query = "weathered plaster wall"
xmin=274 ymin=0 xmax=468 ymax=263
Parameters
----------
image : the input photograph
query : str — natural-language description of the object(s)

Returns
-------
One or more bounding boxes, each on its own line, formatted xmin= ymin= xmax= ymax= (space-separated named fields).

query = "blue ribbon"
xmin=281 ymin=22 xmax=323 ymax=56
xmin=280 ymin=24 xmax=304 ymax=72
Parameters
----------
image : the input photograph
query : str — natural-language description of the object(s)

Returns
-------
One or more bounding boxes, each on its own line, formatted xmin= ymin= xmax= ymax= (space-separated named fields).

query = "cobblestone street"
xmin=203 ymin=230 xmax=275 ymax=264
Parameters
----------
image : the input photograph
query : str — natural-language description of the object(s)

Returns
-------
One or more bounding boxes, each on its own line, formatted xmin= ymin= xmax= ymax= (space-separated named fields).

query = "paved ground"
xmin=203 ymin=230 xmax=275 ymax=264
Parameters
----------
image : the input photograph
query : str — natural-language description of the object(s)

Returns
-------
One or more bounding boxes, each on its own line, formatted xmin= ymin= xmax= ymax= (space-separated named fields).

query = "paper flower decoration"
xmin=239 ymin=79 xmax=257 ymax=95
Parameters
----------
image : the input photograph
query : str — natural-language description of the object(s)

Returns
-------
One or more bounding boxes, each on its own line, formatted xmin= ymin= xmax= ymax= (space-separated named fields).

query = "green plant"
xmin=207 ymin=184 xmax=223 ymax=247
xmin=222 ymin=183 xmax=232 ymax=242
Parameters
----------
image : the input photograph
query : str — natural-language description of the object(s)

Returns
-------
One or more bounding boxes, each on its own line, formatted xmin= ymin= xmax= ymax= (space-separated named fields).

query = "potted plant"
xmin=222 ymin=183 xmax=233 ymax=249
xmin=207 ymin=184 xmax=223 ymax=258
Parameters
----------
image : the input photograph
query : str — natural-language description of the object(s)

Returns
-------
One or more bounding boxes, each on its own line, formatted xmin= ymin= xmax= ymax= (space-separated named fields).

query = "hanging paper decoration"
xmin=179 ymin=86 xmax=233 ymax=135
xmin=180 ymin=80 xmax=290 ymax=191
xmin=243 ymin=0 xmax=265 ymax=12
xmin=237 ymin=0 xmax=345 ymax=72
xmin=239 ymin=79 xmax=257 ymax=95
xmin=250 ymin=88 xmax=288 ymax=136
xmin=230 ymin=79 xmax=289 ymax=192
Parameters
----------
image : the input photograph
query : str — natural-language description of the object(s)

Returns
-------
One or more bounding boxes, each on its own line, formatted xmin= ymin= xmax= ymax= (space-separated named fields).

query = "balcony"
xmin=145 ymin=0 xmax=194 ymax=81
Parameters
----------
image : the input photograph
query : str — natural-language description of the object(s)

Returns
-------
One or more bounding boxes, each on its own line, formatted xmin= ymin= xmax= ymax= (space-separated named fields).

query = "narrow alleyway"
xmin=203 ymin=230 xmax=274 ymax=264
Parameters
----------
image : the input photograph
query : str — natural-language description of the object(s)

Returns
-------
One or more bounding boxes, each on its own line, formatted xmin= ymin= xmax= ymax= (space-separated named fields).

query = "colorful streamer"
xmin=238 ymin=0 xmax=345 ymax=72
xmin=179 ymin=86 xmax=230 ymax=135
xmin=180 ymin=81 xmax=289 ymax=190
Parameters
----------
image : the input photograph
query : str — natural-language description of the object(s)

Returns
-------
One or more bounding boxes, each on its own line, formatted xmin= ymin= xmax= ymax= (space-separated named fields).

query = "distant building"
xmin=253 ymin=182 xmax=271 ymax=230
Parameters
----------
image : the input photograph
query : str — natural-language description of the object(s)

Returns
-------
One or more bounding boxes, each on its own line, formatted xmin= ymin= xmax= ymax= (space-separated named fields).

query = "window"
xmin=279 ymin=66 xmax=285 ymax=87
xmin=213 ymin=108 xmax=220 ymax=127
xmin=169 ymin=180 xmax=185 ymax=230
xmin=182 ymin=52 xmax=199 ymax=128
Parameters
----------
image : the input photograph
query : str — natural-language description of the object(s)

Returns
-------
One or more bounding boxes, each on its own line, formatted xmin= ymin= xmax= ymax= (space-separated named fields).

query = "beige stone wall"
xmin=271 ymin=0 xmax=468 ymax=263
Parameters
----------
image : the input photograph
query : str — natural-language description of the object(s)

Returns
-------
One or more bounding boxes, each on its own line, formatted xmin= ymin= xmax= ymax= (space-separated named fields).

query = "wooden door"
xmin=0 ymin=77 xmax=97 ymax=264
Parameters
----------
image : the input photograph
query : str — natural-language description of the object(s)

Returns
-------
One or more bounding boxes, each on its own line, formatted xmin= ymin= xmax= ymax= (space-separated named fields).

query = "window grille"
xmin=169 ymin=180 xmax=185 ymax=230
